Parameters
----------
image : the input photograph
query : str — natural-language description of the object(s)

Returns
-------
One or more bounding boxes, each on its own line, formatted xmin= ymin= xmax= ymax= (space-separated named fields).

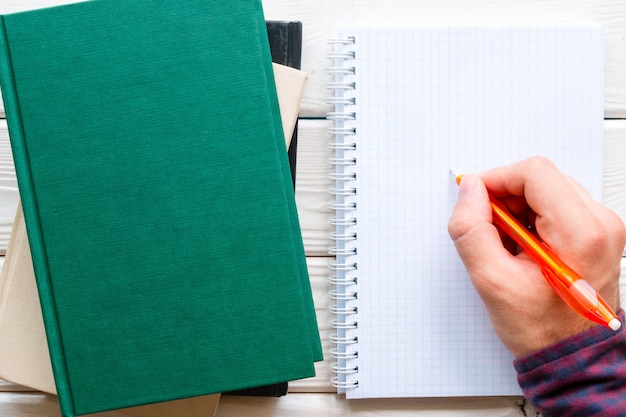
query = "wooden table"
xmin=2 ymin=1 xmax=626 ymax=416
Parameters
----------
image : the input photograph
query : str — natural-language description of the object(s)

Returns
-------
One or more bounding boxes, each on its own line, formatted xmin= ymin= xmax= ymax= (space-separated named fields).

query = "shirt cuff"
xmin=513 ymin=309 xmax=625 ymax=374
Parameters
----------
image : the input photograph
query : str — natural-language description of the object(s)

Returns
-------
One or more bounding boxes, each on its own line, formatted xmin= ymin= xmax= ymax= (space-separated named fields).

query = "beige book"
xmin=0 ymin=64 xmax=307 ymax=416
xmin=273 ymin=63 xmax=307 ymax=149
xmin=0 ymin=204 xmax=54 ymax=393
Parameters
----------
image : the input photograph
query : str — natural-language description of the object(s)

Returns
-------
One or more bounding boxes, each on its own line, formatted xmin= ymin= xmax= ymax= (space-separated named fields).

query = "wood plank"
xmin=622 ymin=258 xmax=626 ymax=308
xmin=290 ymin=257 xmax=334 ymax=393
xmin=0 ymin=0 xmax=77 ymax=13
xmin=3 ymin=254 xmax=623 ymax=415
xmin=300 ymin=119 xmax=626 ymax=257
xmin=0 ymin=392 xmax=167 ymax=417
xmin=603 ymin=119 xmax=626 ymax=225
xmin=0 ymin=2 xmax=625 ymax=415
xmin=0 ymin=120 xmax=17 ymax=255
xmin=295 ymin=119 xmax=334 ymax=257
xmin=215 ymin=393 xmax=533 ymax=417
xmin=262 ymin=0 xmax=626 ymax=118
xmin=3 ymin=119 xmax=626 ymax=256
xmin=269 ymin=259 xmax=626 ymax=417
xmin=293 ymin=255 xmax=626 ymax=392
xmin=0 ymin=119 xmax=336 ymax=257
xmin=0 ymin=392 xmax=535 ymax=417
xmin=1 ymin=1 xmax=626 ymax=118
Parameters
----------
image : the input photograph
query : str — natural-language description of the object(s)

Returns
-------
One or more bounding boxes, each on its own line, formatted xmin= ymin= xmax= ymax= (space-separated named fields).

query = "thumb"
xmin=448 ymin=174 xmax=506 ymax=273
xmin=448 ymin=174 xmax=491 ymax=242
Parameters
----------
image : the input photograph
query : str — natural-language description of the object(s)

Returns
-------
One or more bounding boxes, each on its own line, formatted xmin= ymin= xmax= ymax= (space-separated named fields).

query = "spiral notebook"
xmin=327 ymin=27 xmax=603 ymax=398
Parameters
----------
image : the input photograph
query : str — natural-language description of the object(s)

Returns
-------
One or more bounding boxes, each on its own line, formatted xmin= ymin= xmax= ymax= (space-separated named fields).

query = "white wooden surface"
xmin=1 ymin=0 xmax=626 ymax=416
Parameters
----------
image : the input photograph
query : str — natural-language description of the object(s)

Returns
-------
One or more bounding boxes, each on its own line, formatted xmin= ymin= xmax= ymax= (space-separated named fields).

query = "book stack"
xmin=0 ymin=1 xmax=321 ymax=416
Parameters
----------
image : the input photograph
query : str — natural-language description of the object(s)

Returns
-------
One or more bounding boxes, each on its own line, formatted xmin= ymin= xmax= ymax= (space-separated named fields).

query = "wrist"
xmin=514 ymin=309 xmax=625 ymax=370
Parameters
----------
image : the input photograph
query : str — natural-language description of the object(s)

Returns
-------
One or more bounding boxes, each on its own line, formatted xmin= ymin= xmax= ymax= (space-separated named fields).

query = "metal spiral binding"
xmin=327 ymin=35 xmax=358 ymax=391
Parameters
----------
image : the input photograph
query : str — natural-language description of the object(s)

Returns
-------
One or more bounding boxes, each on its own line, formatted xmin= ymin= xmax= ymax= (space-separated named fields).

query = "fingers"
xmin=480 ymin=157 xmax=579 ymax=221
xmin=478 ymin=157 xmax=624 ymax=285
xmin=479 ymin=157 xmax=599 ymax=254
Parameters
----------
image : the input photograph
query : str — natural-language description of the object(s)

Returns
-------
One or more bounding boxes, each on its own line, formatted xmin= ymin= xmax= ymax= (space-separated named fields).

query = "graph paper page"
xmin=339 ymin=27 xmax=603 ymax=398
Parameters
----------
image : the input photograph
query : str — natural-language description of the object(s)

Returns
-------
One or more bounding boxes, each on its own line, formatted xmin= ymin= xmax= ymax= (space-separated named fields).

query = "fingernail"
xmin=457 ymin=175 xmax=475 ymax=201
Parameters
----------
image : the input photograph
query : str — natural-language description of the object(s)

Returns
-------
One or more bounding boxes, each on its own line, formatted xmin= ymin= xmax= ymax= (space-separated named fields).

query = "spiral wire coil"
xmin=326 ymin=35 xmax=359 ymax=390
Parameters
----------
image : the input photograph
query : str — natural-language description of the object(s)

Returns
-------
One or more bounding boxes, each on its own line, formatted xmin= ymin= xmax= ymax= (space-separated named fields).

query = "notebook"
xmin=0 ymin=0 xmax=321 ymax=416
xmin=327 ymin=27 xmax=603 ymax=398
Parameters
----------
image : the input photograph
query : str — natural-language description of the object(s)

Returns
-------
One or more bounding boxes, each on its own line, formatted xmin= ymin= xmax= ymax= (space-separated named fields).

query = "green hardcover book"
xmin=0 ymin=0 xmax=321 ymax=416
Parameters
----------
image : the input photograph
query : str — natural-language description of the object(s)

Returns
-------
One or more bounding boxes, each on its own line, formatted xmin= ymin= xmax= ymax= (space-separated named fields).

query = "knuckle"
xmin=526 ymin=155 xmax=556 ymax=172
xmin=448 ymin=215 xmax=473 ymax=242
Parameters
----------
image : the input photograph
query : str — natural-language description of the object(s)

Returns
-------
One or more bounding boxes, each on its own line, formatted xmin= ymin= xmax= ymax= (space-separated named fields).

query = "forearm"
xmin=514 ymin=310 xmax=626 ymax=416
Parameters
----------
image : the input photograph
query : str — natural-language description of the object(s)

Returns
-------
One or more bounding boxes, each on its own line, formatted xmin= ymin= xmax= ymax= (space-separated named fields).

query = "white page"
xmin=329 ymin=27 xmax=603 ymax=398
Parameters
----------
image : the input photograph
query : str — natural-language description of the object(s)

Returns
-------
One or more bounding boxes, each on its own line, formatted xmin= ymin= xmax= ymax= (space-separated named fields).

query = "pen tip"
xmin=609 ymin=318 xmax=621 ymax=331
xmin=449 ymin=169 xmax=462 ymax=185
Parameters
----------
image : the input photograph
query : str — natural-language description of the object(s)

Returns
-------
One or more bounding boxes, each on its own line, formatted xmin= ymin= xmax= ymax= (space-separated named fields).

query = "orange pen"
xmin=453 ymin=172 xmax=621 ymax=331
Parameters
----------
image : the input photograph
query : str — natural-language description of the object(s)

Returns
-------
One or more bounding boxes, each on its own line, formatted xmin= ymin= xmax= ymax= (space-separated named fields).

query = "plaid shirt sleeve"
xmin=514 ymin=310 xmax=626 ymax=417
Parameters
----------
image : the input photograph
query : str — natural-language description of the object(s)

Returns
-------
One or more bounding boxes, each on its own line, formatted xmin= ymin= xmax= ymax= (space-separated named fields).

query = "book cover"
xmin=0 ymin=0 xmax=320 ymax=415
xmin=0 ymin=64 xmax=307 ymax=411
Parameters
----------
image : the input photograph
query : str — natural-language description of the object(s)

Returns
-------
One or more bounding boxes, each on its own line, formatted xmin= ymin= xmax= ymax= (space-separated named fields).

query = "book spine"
xmin=327 ymin=35 xmax=359 ymax=392
xmin=0 ymin=17 xmax=75 ymax=417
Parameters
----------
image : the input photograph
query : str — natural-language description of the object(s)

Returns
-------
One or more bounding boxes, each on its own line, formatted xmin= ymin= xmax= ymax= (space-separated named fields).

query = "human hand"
xmin=448 ymin=157 xmax=625 ymax=357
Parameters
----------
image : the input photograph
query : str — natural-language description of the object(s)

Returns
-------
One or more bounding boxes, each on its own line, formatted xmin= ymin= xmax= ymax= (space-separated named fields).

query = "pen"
xmin=453 ymin=171 xmax=621 ymax=331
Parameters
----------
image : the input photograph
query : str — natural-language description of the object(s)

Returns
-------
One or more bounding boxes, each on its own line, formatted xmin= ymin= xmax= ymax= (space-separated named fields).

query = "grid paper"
xmin=336 ymin=27 xmax=603 ymax=398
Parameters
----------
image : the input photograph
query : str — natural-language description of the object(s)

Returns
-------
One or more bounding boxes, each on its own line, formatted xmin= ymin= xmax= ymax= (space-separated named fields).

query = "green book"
xmin=0 ymin=1 xmax=321 ymax=416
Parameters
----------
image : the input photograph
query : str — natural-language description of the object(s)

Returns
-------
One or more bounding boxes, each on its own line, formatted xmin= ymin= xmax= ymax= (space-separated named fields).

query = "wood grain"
xmin=262 ymin=0 xmax=626 ymax=118
xmin=1 ymin=1 xmax=626 ymax=415
xmin=1 ymin=1 xmax=626 ymax=117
